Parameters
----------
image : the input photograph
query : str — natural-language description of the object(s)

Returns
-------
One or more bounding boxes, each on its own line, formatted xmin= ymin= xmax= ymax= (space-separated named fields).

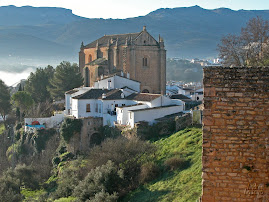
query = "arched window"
xmin=88 ymin=54 xmax=92 ymax=63
xmin=142 ymin=89 xmax=149 ymax=93
xmin=143 ymin=57 xmax=148 ymax=67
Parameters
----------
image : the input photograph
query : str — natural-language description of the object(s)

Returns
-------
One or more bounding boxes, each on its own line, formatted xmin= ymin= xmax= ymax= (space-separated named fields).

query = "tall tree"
xmin=12 ymin=91 xmax=34 ymax=121
xmin=218 ymin=16 xmax=269 ymax=66
xmin=0 ymin=80 xmax=11 ymax=129
xmin=49 ymin=61 xmax=83 ymax=100
xmin=25 ymin=65 xmax=54 ymax=103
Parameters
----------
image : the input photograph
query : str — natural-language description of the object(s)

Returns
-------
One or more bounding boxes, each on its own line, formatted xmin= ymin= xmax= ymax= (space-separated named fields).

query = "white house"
xmin=93 ymin=74 xmax=140 ymax=92
xmin=177 ymin=87 xmax=203 ymax=102
xmin=128 ymin=105 xmax=183 ymax=128
xmin=65 ymin=76 xmax=184 ymax=128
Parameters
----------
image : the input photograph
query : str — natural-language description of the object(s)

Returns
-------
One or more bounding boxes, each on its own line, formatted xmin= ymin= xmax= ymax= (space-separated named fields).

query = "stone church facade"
xmin=79 ymin=26 xmax=166 ymax=94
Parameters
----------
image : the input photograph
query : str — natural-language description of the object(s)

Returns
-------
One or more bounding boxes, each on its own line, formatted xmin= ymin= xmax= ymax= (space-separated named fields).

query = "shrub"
xmin=33 ymin=128 xmax=56 ymax=152
xmin=164 ymin=157 xmax=189 ymax=171
xmin=14 ymin=164 xmax=39 ymax=190
xmin=139 ymin=162 xmax=160 ymax=184
xmin=73 ymin=160 xmax=123 ymax=201
xmin=87 ymin=136 xmax=155 ymax=169
xmin=89 ymin=190 xmax=118 ymax=202
xmin=52 ymin=157 xmax=61 ymax=166
xmin=53 ymin=167 xmax=80 ymax=199
xmin=0 ymin=170 xmax=22 ymax=202
xmin=60 ymin=118 xmax=82 ymax=143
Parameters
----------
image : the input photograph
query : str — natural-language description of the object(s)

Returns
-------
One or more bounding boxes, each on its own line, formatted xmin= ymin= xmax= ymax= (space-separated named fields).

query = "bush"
xmin=139 ymin=162 xmax=160 ymax=184
xmin=60 ymin=118 xmax=82 ymax=143
xmin=0 ymin=170 xmax=23 ymax=202
xmin=53 ymin=167 xmax=80 ymax=199
xmin=89 ymin=190 xmax=118 ymax=202
xmin=87 ymin=136 xmax=155 ymax=169
xmin=164 ymin=157 xmax=189 ymax=171
xmin=52 ymin=157 xmax=61 ymax=166
xmin=73 ymin=160 xmax=123 ymax=201
xmin=33 ymin=128 xmax=56 ymax=153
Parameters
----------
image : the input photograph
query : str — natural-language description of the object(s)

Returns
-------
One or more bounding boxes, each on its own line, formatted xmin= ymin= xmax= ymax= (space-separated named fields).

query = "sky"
xmin=0 ymin=0 xmax=268 ymax=19
xmin=0 ymin=0 xmax=268 ymax=85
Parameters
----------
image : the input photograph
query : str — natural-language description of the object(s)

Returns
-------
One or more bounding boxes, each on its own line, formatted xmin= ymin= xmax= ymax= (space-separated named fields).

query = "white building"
xmin=65 ymin=75 xmax=183 ymax=128
xmin=177 ymin=87 xmax=203 ymax=102
xmin=94 ymin=74 xmax=140 ymax=93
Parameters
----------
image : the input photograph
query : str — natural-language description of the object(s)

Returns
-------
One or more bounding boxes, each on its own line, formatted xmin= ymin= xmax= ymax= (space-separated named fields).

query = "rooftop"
xmin=129 ymin=105 xmax=179 ymax=112
xmin=72 ymin=88 xmax=126 ymax=100
xmin=126 ymin=93 xmax=161 ymax=102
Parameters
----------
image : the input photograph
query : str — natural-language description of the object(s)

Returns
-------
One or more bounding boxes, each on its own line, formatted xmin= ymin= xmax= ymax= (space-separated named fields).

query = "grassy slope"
xmin=0 ymin=123 xmax=5 ymax=134
xmin=125 ymin=127 xmax=202 ymax=202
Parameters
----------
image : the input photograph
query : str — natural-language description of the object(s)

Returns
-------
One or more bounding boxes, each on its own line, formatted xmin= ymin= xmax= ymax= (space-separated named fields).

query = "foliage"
xmin=60 ymin=118 xmax=82 ymax=143
xmin=125 ymin=127 xmax=202 ymax=202
xmin=0 ymin=169 xmax=23 ymax=202
xmin=139 ymin=162 xmax=160 ymax=184
xmin=73 ymin=160 xmax=122 ymax=201
xmin=33 ymin=128 xmax=56 ymax=153
xmin=0 ymin=79 xmax=12 ymax=128
xmin=21 ymin=188 xmax=46 ymax=201
xmin=164 ymin=157 xmax=190 ymax=171
xmin=89 ymin=190 xmax=118 ymax=202
xmin=25 ymin=65 xmax=54 ymax=103
xmin=48 ymin=61 xmax=83 ymax=100
xmin=0 ymin=122 xmax=5 ymax=135
xmin=13 ymin=164 xmax=40 ymax=190
xmin=218 ymin=16 xmax=269 ymax=66
xmin=52 ymin=165 xmax=81 ymax=199
xmin=11 ymin=91 xmax=34 ymax=121
xmin=86 ymin=136 xmax=155 ymax=170
xmin=0 ymin=164 xmax=40 ymax=202
xmin=54 ymin=197 xmax=76 ymax=202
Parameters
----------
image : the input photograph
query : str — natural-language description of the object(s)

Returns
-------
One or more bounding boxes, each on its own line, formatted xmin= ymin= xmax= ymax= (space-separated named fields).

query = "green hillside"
xmin=125 ymin=127 xmax=202 ymax=202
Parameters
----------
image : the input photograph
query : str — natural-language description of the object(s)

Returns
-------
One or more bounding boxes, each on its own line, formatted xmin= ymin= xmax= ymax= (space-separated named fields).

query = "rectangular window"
xmin=129 ymin=112 xmax=132 ymax=119
xmin=86 ymin=104 xmax=91 ymax=112
xmin=95 ymin=103 xmax=98 ymax=113
xmin=99 ymin=104 xmax=101 ymax=113
xmin=143 ymin=57 xmax=148 ymax=66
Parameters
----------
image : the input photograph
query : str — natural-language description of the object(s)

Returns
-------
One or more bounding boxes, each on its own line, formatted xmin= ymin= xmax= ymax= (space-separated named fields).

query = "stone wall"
xmin=202 ymin=67 xmax=269 ymax=201
xmin=116 ymin=113 xmax=193 ymax=139
xmin=67 ymin=117 xmax=103 ymax=153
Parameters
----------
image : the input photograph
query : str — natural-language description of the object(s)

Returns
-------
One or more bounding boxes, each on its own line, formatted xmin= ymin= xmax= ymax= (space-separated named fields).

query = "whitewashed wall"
xmin=116 ymin=104 xmax=148 ymax=125
xmin=25 ymin=112 xmax=64 ymax=129
xmin=128 ymin=105 xmax=183 ymax=128
xmin=94 ymin=75 xmax=140 ymax=92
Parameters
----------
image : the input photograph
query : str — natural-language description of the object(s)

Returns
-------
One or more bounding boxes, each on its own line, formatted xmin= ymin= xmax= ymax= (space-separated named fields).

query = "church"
xmin=79 ymin=26 xmax=166 ymax=94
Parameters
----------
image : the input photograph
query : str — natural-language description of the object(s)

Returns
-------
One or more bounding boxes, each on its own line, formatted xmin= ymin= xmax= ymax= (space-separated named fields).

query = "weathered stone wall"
xmin=202 ymin=67 xmax=269 ymax=201
xmin=67 ymin=117 xmax=103 ymax=153
xmin=117 ymin=113 xmax=193 ymax=139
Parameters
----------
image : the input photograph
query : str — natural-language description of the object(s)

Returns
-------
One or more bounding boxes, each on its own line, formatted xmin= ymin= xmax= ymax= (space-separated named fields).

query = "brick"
xmin=202 ymin=67 xmax=269 ymax=201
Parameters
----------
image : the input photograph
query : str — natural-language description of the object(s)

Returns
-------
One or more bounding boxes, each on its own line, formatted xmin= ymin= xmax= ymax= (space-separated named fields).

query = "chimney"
xmin=102 ymin=93 xmax=106 ymax=99
xmin=121 ymin=71 xmax=124 ymax=77
xmin=127 ymin=72 xmax=130 ymax=79
xmin=121 ymin=93 xmax=125 ymax=99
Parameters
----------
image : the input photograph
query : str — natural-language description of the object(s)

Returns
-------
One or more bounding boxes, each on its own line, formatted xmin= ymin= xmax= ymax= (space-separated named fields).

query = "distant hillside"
xmin=1 ymin=5 xmax=269 ymax=68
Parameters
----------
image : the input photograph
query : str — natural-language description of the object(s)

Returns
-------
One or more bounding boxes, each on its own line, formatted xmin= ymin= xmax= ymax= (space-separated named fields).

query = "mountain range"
xmin=1 ymin=5 xmax=269 ymax=69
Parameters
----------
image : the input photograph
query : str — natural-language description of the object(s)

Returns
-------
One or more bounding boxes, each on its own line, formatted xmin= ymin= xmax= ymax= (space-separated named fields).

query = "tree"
xmin=218 ymin=16 xmax=269 ymax=66
xmin=25 ymin=65 xmax=54 ymax=103
xmin=12 ymin=91 xmax=34 ymax=121
xmin=48 ymin=61 xmax=83 ymax=100
xmin=0 ymin=79 xmax=12 ymax=129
